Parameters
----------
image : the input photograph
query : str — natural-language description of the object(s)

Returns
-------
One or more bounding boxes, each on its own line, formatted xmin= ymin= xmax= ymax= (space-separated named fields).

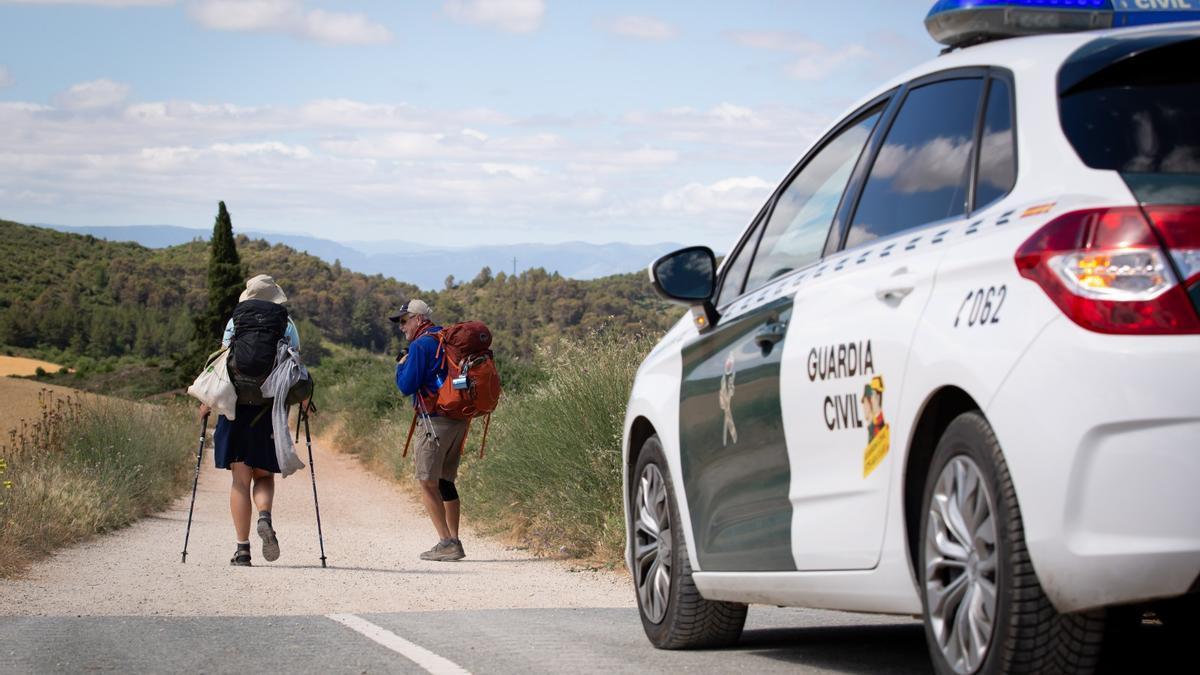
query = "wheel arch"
xmin=902 ymin=386 xmax=983 ymax=582
xmin=627 ymin=415 xmax=658 ymax=488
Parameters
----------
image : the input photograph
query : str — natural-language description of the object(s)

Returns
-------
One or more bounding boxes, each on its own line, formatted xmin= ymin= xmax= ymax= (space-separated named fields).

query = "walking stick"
xmin=181 ymin=413 xmax=209 ymax=563
xmin=300 ymin=401 xmax=328 ymax=568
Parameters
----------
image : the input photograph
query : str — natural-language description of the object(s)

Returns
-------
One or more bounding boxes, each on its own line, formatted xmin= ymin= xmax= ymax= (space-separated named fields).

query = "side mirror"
xmin=649 ymin=246 xmax=720 ymax=331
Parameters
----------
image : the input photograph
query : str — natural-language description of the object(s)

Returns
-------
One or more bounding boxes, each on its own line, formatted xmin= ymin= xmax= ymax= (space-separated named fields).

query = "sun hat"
xmin=388 ymin=298 xmax=432 ymax=323
xmin=239 ymin=274 xmax=288 ymax=304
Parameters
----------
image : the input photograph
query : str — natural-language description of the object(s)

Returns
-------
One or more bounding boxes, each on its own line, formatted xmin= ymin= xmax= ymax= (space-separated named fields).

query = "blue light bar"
xmin=926 ymin=1 xmax=1200 ymax=48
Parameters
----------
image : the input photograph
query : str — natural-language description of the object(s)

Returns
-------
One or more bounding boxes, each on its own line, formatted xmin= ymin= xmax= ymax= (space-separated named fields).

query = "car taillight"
xmin=1014 ymin=207 xmax=1200 ymax=335
xmin=1143 ymin=205 xmax=1200 ymax=295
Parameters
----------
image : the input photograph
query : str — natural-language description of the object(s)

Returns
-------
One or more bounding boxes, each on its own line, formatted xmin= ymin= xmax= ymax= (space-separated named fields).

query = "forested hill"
xmin=0 ymin=218 xmax=678 ymax=365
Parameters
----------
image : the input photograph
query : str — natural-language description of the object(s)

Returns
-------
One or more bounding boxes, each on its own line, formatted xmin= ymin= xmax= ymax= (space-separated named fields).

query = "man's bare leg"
xmin=419 ymin=479 xmax=451 ymax=540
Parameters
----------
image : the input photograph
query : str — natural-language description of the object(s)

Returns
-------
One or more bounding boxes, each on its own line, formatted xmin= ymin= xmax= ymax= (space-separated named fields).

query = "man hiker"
xmin=390 ymin=298 xmax=468 ymax=562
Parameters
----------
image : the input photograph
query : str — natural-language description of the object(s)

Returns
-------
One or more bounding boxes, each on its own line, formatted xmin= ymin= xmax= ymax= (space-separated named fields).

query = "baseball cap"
xmin=388 ymin=298 xmax=432 ymax=323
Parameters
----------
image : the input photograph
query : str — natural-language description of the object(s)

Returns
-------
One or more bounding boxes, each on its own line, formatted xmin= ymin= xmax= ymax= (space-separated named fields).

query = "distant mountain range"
xmin=39 ymin=224 xmax=680 ymax=290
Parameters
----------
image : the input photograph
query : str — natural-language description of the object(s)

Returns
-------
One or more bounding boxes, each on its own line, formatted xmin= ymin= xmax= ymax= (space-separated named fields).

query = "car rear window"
xmin=1059 ymin=37 xmax=1200 ymax=175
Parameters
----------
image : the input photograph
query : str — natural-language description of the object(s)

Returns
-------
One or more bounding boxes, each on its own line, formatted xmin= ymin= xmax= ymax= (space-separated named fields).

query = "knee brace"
xmin=438 ymin=479 xmax=459 ymax=502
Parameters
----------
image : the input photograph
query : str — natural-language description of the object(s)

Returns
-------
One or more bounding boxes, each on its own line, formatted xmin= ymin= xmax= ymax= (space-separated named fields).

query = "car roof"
xmin=834 ymin=21 xmax=1200 ymax=124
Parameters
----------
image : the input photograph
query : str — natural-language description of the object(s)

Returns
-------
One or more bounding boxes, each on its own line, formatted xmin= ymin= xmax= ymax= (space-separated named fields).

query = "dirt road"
xmin=0 ymin=423 xmax=631 ymax=616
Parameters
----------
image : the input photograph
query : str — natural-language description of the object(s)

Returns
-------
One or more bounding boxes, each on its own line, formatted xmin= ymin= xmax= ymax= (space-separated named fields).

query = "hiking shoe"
xmin=257 ymin=517 xmax=280 ymax=562
xmin=445 ymin=540 xmax=466 ymax=561
xmin=419 ymin=541 xmax=459 ymax=562
xmin=231 ymin=549 xmax=252 ymax=566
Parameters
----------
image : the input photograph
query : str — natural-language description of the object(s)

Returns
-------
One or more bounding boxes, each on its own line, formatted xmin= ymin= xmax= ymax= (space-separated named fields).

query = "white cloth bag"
xmin=186 ymin=348 xmax=238 ymax=420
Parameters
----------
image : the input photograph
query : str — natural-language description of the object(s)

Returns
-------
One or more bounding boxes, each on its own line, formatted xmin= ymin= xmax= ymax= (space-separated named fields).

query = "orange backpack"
xmin=402 ymin=321 xmax=502 ymax=459
xmin=434 ymin=321 xmax=502 ymax=421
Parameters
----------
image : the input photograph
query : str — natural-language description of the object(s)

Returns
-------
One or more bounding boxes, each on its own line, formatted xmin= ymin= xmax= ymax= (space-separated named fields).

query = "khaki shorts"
xmin=413 ymin=416 xmax=468 ymax=482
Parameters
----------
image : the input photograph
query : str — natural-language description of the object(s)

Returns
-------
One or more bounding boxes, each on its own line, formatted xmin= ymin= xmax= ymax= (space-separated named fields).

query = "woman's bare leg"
xmin=251 ymin=468 xmax=275 ymax=513
xmin=230 ymin=462 xmax=253 ymax=541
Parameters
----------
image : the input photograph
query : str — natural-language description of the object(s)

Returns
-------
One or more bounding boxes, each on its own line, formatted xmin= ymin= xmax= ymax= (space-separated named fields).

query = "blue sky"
xmin=0 ymin=1 xmax=937 ymax=249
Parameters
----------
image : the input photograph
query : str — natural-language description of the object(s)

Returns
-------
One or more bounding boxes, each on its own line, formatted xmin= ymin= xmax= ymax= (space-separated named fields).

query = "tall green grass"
xmin=0 ymin=390 xmax=194 ymax=576
xmin=319 ymin=334 xmax=653 ymax=564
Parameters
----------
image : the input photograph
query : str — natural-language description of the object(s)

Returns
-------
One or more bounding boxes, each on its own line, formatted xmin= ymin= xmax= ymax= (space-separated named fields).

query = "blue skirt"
xmin=213 ymin=404 xmax=281 ymax=473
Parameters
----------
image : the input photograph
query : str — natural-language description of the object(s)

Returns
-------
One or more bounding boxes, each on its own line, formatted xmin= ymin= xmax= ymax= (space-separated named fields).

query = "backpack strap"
xmin=402 ymin=411 xmax=418 ymax=458
xmin=458 ymin=417 xmax=472 ymax=456
xmin=478 ymin=413 xmax=492 ymax=458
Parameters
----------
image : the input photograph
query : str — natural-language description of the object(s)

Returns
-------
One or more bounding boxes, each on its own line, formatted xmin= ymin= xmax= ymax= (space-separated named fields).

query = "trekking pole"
xmin=181 ymin=413 xmax=209 ymax=564
xmin=300 ymin=401 xmax=327 ymax=568
xmin=415 ymin=394 xmax=440 ymax=446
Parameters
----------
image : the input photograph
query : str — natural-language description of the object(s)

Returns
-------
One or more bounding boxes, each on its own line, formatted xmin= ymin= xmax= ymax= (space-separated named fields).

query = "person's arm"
xmin=285 ymin=319 xmax=300 ymax=349
xmin=395 ymin=337 xmax=433 ymax=396
xmin=221 ymin=318 xmax=235 ymax=348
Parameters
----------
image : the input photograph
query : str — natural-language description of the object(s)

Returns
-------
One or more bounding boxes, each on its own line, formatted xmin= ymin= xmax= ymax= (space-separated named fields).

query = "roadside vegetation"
xmin=0 ymin=390 xmax=194 ymax=576
xmin=313 ymin=332 xmax=656 ymax=565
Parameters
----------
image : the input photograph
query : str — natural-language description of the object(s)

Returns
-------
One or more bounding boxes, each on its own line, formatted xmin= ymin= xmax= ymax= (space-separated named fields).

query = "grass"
xmin=0 ymin=389 xmax=194 ymax=576
xmin=317 ymin=333 xmax=653 ymax=565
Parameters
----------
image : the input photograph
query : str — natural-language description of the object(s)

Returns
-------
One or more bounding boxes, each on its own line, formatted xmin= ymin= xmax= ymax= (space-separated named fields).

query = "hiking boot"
xmin=257 ymin=517 xmax=280 ymax=562
xmin=419 ymin=541 xmax=459 ymax=562
xmin=231 ymin=549 xmax=252 ymax=566
xmin=445 ymin=539 xmax=466 ymax=561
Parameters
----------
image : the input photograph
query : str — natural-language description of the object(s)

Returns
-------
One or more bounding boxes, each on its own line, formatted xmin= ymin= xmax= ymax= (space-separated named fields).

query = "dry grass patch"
xmin=0 ymin=389 xmax=193 ymax=576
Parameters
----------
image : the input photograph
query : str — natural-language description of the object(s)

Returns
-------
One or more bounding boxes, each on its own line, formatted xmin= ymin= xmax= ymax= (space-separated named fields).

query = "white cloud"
xmin=660 ymin=176 xmax=773 ymax=216
xmin=727 ymin=31 xmax=871 ymax=81
xmin=599 ymin=15 xmax=677 ymax=41
xmin=443 ymin=0 xmax=544 ymax=34
xmin=0 ymin=92 xmax=799 ymax=246
xmin=0 ymin=1 xmax=172 ymax=5
xmin=0 ymin=66 xmax=13 ymax=88
xmin=55 ymin=78 xmax=131 ymax=110
xmin=187 ymin=0 xmax=391 ymax=45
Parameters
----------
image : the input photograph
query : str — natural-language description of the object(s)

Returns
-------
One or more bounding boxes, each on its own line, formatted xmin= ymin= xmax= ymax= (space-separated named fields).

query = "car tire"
xmin=632 ymin=434 xmax=747 ymax=649
xmin=919 ymin=412 xmax=1106 ymax=675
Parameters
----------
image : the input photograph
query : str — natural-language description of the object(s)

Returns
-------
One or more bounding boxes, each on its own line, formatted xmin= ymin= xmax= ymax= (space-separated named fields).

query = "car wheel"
xmin=632 ymin=434 xmax=747 ymax=649
xmin=920 ymin=412 xmax=1106 ymax=675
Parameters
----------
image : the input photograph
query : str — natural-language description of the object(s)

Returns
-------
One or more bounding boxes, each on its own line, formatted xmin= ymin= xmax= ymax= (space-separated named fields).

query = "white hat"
xmin=388 ymin=298 xmax=432 ymax=322
xmin=239 ymin=274 xmax=287 ymax=304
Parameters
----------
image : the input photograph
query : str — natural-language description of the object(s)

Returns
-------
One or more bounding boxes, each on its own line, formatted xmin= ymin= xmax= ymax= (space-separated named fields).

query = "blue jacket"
xmin=395 ymin=326 xmax=446 ymax=408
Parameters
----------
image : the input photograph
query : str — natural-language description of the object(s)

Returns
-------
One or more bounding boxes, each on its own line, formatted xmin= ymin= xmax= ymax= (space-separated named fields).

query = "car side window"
xmin=742 ymin=107 xmax=883 ymax=293
xmin=975 ymin=77 xmax=1016 ymax=210
xmin=714 ymin=218 xmax=764 ymax=309
xmin=846 ymin=78 xmax=984 ymax=248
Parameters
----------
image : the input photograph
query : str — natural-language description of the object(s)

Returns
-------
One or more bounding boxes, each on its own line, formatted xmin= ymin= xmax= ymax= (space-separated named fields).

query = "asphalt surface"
xmin=0 ymin=607 xmax=933 ymax=674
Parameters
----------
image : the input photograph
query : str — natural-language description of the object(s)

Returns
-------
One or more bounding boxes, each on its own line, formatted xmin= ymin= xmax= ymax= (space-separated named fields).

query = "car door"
xmin=678 ymin=104 xmax=886 ymax=572
xmin=782 ymin=71 xmax=990 ymax=571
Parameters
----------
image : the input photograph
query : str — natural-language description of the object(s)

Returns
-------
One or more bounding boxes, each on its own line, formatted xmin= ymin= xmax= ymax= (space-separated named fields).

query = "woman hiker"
xmin=198 ymin=274 xmax=309 ymax=566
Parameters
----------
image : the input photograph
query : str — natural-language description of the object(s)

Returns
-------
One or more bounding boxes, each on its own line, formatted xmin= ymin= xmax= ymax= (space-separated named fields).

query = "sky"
xmin=0 ymin=1 xmax=938 ymax=250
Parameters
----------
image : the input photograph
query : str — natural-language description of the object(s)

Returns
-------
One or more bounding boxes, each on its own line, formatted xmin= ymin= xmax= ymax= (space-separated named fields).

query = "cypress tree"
xmin=204 ymin=201 xmax=244 ymax=342
xmin=174 ymin=201 xmax=244 ymax=382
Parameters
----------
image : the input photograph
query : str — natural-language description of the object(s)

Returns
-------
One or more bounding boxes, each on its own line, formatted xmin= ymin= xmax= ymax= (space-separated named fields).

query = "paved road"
xmin=0 ymin=606 xmax=932 ymax=674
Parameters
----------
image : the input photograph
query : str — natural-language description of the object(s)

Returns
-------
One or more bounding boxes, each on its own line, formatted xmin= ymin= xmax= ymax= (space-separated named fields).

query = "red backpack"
xmin=402 ymin=321 xmax=503 ymax=459
xmin=434 ymin=321 xmax=501 ymax=420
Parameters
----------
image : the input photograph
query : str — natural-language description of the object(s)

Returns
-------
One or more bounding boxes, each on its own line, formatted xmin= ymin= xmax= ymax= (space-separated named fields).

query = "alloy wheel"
xmin=925 ymin=455 xmax=999 ymax=674
xmin=634 ymin=462 xmax=672 ymax=623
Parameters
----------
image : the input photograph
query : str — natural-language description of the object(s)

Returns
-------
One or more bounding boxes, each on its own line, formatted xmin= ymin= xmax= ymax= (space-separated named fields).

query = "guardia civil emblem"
xmin=719 ymin=352 xmax=738 ymax=446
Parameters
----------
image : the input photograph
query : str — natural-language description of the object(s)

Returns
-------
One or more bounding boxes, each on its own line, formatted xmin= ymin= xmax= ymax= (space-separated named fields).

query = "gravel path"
xmin=0 ymin=423 xmax=632 ymax=617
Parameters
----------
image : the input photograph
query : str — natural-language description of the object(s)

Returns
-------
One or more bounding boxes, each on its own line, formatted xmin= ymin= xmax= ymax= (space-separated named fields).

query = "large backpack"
xmin=433 ymin=321 xmax=502 ymax=420
xmin=227 ymin=299 xmax=289 ymax=406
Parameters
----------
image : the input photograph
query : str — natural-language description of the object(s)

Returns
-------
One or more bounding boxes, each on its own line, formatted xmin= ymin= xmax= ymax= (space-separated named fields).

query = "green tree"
xmin=203 ymin=201 xmax=245 ymax=344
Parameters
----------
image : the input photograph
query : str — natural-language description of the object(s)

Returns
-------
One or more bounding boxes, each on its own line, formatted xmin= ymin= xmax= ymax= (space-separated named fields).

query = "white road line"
xmin=327 ymin=613 xmax=471 ymax=675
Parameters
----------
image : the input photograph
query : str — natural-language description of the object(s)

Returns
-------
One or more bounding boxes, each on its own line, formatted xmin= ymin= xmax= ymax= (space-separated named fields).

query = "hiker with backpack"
xmin=196 ymin=274 xmax=310 ymax=567
xmin=391 ymin=298 xmax=502 ymax=563
xmin=391 ymin=299 xmax=469 ymax=562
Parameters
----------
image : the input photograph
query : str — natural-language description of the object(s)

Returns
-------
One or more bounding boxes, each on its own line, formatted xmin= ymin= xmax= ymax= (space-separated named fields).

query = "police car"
xmin=622 ymin=2 xmax=1200 ymax=673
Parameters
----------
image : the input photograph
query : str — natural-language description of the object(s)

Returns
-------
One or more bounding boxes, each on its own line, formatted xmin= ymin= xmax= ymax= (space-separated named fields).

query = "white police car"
xmin=622 ymin=2 xmax=1200 ymax=673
